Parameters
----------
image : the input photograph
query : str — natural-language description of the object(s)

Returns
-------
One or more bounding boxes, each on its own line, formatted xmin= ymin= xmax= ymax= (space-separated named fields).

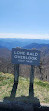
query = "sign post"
xmin=10 ymin=64 xmax=19 ymax=97
xmin=11 ymin=48 xmax=40 ymax=97
xmin=29 ymin=65 xmax=34 ymax=97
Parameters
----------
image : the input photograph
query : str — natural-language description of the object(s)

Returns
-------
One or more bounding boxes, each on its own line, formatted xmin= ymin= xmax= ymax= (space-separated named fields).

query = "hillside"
xmin=0 ymin=48 xmax=11 ymax=59
xmin=0 ymin=72 xmax=49 ymax=103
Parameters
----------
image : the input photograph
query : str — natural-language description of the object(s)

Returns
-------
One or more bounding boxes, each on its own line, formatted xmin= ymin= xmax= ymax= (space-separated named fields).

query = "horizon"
xmin=0 ymin=38 xmax=49 ymax=40
xmin=0 ymin=33 xmax=49 ymax=40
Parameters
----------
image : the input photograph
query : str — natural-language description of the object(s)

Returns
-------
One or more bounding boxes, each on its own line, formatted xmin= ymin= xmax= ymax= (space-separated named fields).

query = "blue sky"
xmin=0 ymin=0 xmax=49 ymax=39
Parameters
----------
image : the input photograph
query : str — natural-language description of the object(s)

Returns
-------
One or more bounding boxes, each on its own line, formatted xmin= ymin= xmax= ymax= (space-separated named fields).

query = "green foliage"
xmin=0 ymin=72 xmax=49 ymax=103
xmin=34 ymin=78 xmax=49 ymax=89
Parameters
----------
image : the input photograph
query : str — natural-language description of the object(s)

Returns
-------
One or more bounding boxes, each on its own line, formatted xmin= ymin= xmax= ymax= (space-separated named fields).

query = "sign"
xmin=12 ymin=48 xmax=40 ymax=65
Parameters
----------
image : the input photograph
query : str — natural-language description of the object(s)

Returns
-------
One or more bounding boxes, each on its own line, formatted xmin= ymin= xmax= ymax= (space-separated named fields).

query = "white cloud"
xmin=0 ymin=33 xmax=49 ymax=39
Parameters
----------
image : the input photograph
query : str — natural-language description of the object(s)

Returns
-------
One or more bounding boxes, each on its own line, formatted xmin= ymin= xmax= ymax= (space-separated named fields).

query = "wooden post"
xmin=39 ymin=61 xmax=43 ymax=80
xmin=29 ymin=65 xmax=34 ymax=97
xmin=10 ymin=64 xmax=19 ymax=98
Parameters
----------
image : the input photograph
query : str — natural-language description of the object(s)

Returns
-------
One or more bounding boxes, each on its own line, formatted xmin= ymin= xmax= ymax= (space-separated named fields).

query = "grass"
xmin=0 ymin=72 xmax=49 ymax=104
xmin=34 ymin=78 xmax=49 ymax=103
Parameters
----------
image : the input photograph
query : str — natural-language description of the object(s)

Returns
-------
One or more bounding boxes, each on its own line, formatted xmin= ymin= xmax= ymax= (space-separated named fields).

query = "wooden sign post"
xmin=11 ymin=48 xmax=40 ymax=97
xmin=10 ymin=64 xmax=19 ymax=97
xmin=29 ymin=65 xmax=34 ymax=97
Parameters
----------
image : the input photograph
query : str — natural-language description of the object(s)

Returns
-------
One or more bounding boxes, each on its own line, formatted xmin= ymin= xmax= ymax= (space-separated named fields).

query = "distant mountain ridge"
xmin=0 ymin=45 xmax=3 ymax=48
xmin=23 ymin=43 xmax=49 ymax=49
xmin=0 ymin=38 xmax=49 ymax=50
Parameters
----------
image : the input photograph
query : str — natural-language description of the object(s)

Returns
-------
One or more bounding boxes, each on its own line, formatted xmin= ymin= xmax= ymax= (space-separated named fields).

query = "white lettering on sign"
xmin=14 ymin=51 xmax=25 ymax=55
xmin=14 ymin=55 xmax=37 ymax=61
xmin=12 ymin=48 xmax=40 ymax=65
xmin=14 ymin=51 xmax=38 ymax=56
xmin=14 ymin=55 xmax=17 ymax=58
xmin=35 ymin=53 xmax=38 ymax=56
xmin=27 ymin=52 xmax=38 ymax=56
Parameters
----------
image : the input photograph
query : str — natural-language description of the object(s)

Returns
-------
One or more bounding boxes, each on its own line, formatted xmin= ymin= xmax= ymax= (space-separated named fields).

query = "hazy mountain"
xmin=0 ymin=45 xmax=4 ymax=48
xmin=0 ymin=38 xmax=49 ymax=50
xmin=23 ymin=43 xmax=49 ymax=49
